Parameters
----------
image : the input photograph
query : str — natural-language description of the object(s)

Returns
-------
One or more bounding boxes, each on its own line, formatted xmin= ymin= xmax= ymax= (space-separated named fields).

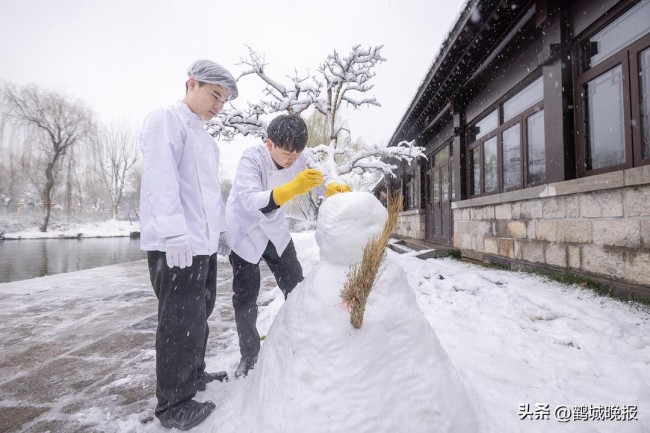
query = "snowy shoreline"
xmin=1 ymin=232 xmax=137 ymax=240
xmin=0 ymin=219 xmax=140 ymax=240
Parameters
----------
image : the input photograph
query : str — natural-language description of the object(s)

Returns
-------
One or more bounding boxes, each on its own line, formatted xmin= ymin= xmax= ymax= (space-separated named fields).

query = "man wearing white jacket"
xmin=226 ymin=114 xmax=351 ymax=379
xmin=139 ymin=59 xmax=237 ymax=431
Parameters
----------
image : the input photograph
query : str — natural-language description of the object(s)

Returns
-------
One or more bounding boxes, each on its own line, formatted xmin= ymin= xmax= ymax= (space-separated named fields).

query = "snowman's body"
xmin=241 ymin=192 xmax=482 ymax=433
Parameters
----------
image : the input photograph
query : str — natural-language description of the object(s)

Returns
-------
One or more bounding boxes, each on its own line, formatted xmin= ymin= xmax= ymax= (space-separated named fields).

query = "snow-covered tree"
xmin=206 ymin=45 xmax=424 ymax=182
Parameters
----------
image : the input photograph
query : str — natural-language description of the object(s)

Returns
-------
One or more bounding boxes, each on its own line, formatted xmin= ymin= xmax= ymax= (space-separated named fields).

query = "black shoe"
xmin=156 ymin=399 xmax=216 ymax=431
xmin=234 ymin=357 xmax=256 ymax=379
xmin=197 ymin=371 xmax=228 ymax=391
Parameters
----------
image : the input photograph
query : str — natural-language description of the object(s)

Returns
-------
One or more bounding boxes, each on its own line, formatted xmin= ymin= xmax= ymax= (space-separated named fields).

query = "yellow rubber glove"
xmin=325 ymin=182 xmax=352 ymax=197
xmin=273 ymin=169 xmax=324 ymax=206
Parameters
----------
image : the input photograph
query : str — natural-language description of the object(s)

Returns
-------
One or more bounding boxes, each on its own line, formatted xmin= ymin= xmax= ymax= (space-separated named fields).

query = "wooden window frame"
xmin=574 ymin=9 xmax=650 ymax=177
xmin=466 ymin=100 xmax=544 ymax=198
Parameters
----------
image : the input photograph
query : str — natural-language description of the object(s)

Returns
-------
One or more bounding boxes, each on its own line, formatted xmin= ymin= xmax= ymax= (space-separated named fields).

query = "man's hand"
xmin=325 ymin=182 xmax=352 ymax=197
xmin=165 ymin=234 xmax=193 ymax=269
xmin=217 ymin=232 xmax=231 ymax=256
xmin=273 ymin=169 xmax=324 ymax=206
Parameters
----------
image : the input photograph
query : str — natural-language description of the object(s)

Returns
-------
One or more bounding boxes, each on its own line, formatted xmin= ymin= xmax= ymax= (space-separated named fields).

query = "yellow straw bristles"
xmin=341 ymin=194 xmax=403 ymax=329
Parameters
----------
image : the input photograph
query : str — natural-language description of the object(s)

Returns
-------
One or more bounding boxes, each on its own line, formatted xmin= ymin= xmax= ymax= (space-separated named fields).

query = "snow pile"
xmin=239 ymin=192 xmax=482 ymax=433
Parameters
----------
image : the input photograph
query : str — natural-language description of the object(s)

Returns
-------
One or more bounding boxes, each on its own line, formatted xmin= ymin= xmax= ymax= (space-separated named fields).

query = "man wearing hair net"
xmin=226 ymin=114 xmax=351 ymax=380
xmin=139 ymin=59 xmax=238 ymax=430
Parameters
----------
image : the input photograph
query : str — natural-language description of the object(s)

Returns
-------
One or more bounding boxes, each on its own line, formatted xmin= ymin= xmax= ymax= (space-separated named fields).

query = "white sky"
xmin=0 ymin=0 xmax=466 ymax=153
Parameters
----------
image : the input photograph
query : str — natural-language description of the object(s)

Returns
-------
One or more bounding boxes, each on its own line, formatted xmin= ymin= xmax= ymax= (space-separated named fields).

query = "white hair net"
xmin=186 ymin=59 xmax=239 ymax=100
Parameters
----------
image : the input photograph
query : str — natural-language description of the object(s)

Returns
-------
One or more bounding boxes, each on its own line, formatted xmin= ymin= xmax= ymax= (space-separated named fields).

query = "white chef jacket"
xmin=139 ymin=101 xmax=226 ymax=255
xmin=226 ymin=143 xmax=330 ymax=264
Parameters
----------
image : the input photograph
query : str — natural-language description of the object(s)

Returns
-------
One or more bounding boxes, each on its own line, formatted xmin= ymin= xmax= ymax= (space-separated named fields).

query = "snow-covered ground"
xmin=0 ymin=222 xmax=648 ymax=432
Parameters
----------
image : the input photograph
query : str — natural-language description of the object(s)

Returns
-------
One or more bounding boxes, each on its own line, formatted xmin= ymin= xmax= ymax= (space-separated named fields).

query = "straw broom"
xmin=341 ymin=194 xmax=403 ymax=329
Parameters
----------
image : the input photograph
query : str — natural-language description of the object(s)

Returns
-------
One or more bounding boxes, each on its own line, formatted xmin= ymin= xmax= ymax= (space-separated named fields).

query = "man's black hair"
xmin=267 ymin=114 xmax=308 ymax=152
xmin=185 ymin=80 xmax=206 ymax=94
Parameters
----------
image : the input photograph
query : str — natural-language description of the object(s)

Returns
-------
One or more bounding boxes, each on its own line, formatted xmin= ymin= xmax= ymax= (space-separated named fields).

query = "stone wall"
xmin=394 ymin=209 xmax=425 ymax=240
xmin=452 ymin=165 xmax=650 ymax=294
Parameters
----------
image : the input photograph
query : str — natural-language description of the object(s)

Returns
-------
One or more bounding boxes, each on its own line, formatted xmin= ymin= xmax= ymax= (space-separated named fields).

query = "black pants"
xmin=230 ymin=240 xmax=303 ymax=361
xmin=147 ymin=251 xmax=217 ymax=414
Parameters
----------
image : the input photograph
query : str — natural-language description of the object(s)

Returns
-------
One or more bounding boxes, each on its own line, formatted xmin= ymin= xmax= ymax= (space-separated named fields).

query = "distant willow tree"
xmin=90 ymin=121 xmax=140 ymax=219
xmin=0 ymin=115 xmax=22 ymax=213
xmin=305 ymin=109 xmax=329 ymax=149
xmin=1 ymin=83 xmax=94 ymax=231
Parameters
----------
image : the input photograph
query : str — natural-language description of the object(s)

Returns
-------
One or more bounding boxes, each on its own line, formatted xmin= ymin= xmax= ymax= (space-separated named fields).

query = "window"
xmin=470 ymin=110 xmax=498 ymax=142
xmin=432 ymin=145 xmax=451 ymax=202
xmin=580 ymin=0 xmax=650 ymax=71
xmin=467 ymin=77 xmax=545 ymax=197
xmin=484 ymin=137 xmax=498 ymax=194
xmin=502 ymin=124 xmax=522 ymax=190
xmin=441 ymin=165 xmax=450 ymax=201
xmin=468 ymin=109 xmax=498 ymax=197
xmin=582 ymin=65 xmax=626 ymax=170
xmin=639 ymin=46 xmax=650 ymax=159
xmin=504 ymin=76 xmax=543 ymax=122
xmin=405 ymin=166 xmax=421 ymax=210
xmin=433 ymin=170 xmax=440 ymax=203
xmin=469 ymin=146 xmax=481 ymax=196
xmin=527 ymin=109 xmax=546 ymax=184
xmin=576 ymin=0 xmax=650 ymax=175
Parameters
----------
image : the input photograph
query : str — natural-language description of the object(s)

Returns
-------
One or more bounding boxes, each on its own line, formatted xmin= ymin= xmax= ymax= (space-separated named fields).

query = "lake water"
xmin=0 ymin=237 xmax=146 ymax=283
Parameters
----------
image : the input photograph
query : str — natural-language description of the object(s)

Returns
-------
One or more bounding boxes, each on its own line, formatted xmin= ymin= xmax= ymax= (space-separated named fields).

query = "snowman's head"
xmin=315 ymin=191 xmax=388 ymax=265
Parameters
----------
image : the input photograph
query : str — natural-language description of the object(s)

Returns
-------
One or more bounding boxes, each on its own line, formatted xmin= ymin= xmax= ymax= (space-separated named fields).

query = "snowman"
xmin=240 ymin=191 xmax=482 ymax=433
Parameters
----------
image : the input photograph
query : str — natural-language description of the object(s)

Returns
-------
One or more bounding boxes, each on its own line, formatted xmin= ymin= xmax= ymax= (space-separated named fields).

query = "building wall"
xmin=388 ymin=0 xmax=650 ymax=298
xmin=451 ymin=165 xmax=650 ymax=293
xmin=394 ymin=209 xmax=425 ymax=240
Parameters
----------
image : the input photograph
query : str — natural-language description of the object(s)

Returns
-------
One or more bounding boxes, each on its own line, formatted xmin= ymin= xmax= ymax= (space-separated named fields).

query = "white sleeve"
xmin=140 ymin=110 xmax=188 ymax=238
xmin=234 ymin=154 xmax=274 ymax=215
